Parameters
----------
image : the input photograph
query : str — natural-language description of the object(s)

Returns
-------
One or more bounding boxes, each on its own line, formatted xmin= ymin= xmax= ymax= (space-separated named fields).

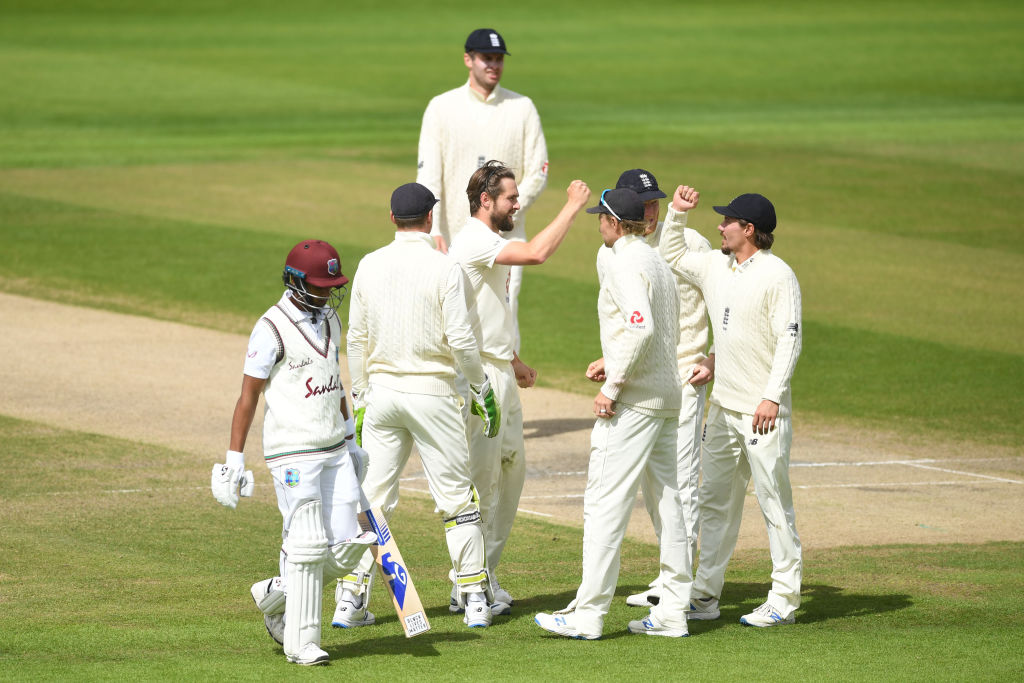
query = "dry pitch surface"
xmin=4 ymin=292 xmax=1021 ymax=549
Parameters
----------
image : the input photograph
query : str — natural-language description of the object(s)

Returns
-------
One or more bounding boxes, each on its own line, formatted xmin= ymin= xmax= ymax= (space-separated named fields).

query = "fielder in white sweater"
xmin=535 ymin=188 xmax=692 ymax=640
xmin=417 ymin=28 xmax=549 ymax=349
xmin=340 ymin=182 xmax=498 ymax=629
xmin=659 ymin=185 xmax=803 ymax=628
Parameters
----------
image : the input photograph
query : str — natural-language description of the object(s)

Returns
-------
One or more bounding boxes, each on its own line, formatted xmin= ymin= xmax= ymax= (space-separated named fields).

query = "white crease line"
xmin=902 ymin=462 xmax=1023 ymax=484
xmin=793 ymin=459 xmax=938 ymax=467
xmin=516 ymin=507 xmax=554 ymax=518
xmin=796 ymin=480 xmax=992 ymax=489
xmin=519 ymin=494 xmax=586 ymax=500
xmin=544 ymin=471 xmax=587 ymax=477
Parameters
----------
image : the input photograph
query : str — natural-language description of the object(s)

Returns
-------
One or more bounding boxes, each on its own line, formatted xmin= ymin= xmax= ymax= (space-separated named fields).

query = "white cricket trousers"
xmin=693 ymin=403 xmax=802 ymax=617
xmin=643 ymin=381 xmax=706 ymax=578
xmin=572 ymin=406 xmax=692 ymax=636
xmin=465 ymin=359 xmax=526 ymax=578
xmin=349 ymin=384 xmax=487 ymax=593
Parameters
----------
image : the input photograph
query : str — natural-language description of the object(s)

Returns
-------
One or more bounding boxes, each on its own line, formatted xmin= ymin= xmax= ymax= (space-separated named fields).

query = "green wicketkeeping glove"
xmin=470 ymin=375 xmax=501 ymax=439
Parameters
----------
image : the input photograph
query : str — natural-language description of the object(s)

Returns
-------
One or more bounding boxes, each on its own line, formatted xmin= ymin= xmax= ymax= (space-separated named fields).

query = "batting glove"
xmin=352 ymin=392 xmax=367 ymax=447
xmin=470 ymin=375 xmax=501 ymax=439
xmin=210 ymin=450 xmax=255 ymax=509
xmin=348 ymin=441 xmax=369 ymax=484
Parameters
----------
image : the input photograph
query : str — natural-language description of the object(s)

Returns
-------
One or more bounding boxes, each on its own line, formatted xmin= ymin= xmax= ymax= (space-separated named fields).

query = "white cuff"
xmin=344 ymin=415 xmax=356 ymax=440
xmin=226 ymin=450 xmax=244 ymax=469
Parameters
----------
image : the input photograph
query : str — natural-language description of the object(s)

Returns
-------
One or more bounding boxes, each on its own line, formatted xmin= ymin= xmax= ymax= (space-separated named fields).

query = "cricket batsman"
xmin=211 ymin=239 xmax=375 ymax=665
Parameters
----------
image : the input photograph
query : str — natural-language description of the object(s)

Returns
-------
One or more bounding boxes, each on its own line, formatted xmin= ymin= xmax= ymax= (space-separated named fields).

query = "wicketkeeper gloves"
xmin=470 ymin=375 xmax=501 ymax=439
xmin=210 ymin=450 xmax=255 ymax=509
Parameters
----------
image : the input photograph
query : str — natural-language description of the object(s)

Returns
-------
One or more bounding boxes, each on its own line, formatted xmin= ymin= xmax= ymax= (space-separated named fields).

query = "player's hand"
xmin=433 ymin=234 xmax=449 ymax=254
xmin=211 ymin=450 xmax=254 ymax=509
xmin=585 ymin=357 xmax=606 ymax=383
xmin=594 ymin=391 xmax=616 ymax=419
xmin=347 ymin=441 xmax=369 ymax=484
xmin=470 ymin=375 xmax=502 ymax=438
xmin=672 ymin=185 xmax=700 ymax=212
xmin=565 ymin=179 xmax=591 ymax=210
xmin=512 ymin=356 xmax=537 ymax=388
xmin=688 ymin=356 xmax=714 ymax=386
xmin=752 ymin=399 xmax=780 ymax=435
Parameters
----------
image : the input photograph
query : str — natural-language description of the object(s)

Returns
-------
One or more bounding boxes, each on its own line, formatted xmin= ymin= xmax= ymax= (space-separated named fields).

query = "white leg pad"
xmin=282 ymin=499 xmax=329 ymax=658
xmin=324 ymin=532 xmax=377 ymax=583
xmin=251 ymin=576 xmax=286 ymax=615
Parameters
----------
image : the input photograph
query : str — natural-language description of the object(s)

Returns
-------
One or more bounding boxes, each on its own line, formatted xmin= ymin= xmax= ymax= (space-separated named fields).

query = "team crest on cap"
xmin=489 ymin=32 xmax=500 ymax=47
xmin=284 ymin=468 xmax=300 ymax=487
xmin=639 ymin=173 xmax=652 ymax=188
xmin=327 ymin=258 xmax=339 ymax=276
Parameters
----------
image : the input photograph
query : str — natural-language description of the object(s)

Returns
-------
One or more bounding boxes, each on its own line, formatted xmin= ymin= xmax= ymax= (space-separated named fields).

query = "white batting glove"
xmin=211 ymin=450 xmax=255 ymax=509
xmin=347 ymin=441 xmax=369 ymax=484
xmin=470 ymin=375 xmax=501 ymax=439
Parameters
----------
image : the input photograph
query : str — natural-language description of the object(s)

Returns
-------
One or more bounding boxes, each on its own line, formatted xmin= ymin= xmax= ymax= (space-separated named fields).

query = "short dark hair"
xmin=467 ymin=160 xmax=515 ymax=214
xmin=393 ymin=214 xmax=429 ymax=229
xmin=751 ymin=222 xmax=775 ymax=250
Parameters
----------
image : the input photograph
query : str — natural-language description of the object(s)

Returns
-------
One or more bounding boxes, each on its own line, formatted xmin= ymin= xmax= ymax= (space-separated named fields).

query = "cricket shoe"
xmin=740 ymin=602 xmax=795 ymax=628
xmin=533 ymin=612 xmax=600 ymax=640
xmin=332 ymin=593 xmax=376 ymax=628
xmin=449 ymin=584 xmax=464 ymax=614
xmin=627 ymin=613 xmax=688 ymax=638
xmin=286 ymin=643 xmax=329 ymax=666
xmin=249 ymin=577 xmax=285 ymax=645
xmin=686 ymin=596 xmax=721 ymax=620
xmin=625 ymin=586 xmax=660 ymax=607
xmin=463 ymin=597 xmax=492 ymax=628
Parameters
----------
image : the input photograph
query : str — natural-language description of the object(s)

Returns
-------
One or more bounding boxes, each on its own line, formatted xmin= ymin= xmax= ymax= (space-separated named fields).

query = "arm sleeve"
xmin=763 ymin=269 xmax=803 ymax=403
xmin=658 ymin=205 xmax=710 ymax=286
xmin=514 ymin=100 xmax=548 ymax=211
xmin=441 ymin=264 xmax=486 ymax=387
xmin=416 ymin=99 xmax=445 ymax=237
xmin=600 ymin=268 xmax=655 ymax=400
xmin=345 ymin=272 xmax=370 ymax=397
xmin=242 ymin=319 xmax=281 ymax=379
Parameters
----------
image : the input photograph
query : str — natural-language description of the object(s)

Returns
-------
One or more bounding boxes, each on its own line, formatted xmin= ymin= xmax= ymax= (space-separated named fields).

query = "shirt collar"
xmin=394 ymin=230 xmax=436 ymax=247
xmin=465 ymin=80 xmax=502 ymax=104
xmin=730 ymin=248 xmax=771 ymax=273
xmin=281 ymin=290 xmax=319 ymax=323
xmin=611 ymin=233 xmax=643 ymax=254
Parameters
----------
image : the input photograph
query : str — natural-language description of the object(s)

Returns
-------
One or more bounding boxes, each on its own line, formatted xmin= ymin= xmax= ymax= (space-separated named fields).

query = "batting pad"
xmin=324 ymin=531 xmax=377 ymax=582
xmin=283 ymin=499 xmax=328 ymax=657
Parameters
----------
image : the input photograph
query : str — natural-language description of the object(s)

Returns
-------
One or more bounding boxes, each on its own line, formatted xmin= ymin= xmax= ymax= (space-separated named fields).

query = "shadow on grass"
xmin=618 ymin=581 xmax=912 ymax=632
xmin=324 ymin=629 xmax=480 ymax=659
xmin=524 ymin=418 xmax=594 ymax=439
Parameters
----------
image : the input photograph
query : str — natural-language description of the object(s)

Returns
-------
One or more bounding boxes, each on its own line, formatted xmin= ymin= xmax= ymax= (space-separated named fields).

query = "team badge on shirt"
xmin=284 ymin=468 xmax=300 ymax=488
xmin=628 ymin=311 xmax=647 ymax=329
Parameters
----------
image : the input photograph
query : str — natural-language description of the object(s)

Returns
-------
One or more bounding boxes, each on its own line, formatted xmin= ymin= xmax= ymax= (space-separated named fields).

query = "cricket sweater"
xmin=417 ymin=81 xmax=548 ymax=244
xmin=598 ymin=234 xmax=682 ymax=417
xmin=659 ymin=205 xmax=802 ymax=416
xmin=347 ymin=231 xmax=486 ymax=398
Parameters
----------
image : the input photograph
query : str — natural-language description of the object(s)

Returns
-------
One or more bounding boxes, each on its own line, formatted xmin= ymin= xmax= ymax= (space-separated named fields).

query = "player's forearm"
xmin=452 ymin=347 xmax=486 ymax=387
xmin=520 ymin=202 xmax=580 ymax=264
xmin=228 ymin=381 xmax=261 ymax=453
xmin=600 ymin=328 xmax=653 ymax=399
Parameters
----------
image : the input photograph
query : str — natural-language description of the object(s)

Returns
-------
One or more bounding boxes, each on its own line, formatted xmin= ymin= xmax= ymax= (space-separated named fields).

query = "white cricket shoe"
xmin=463 ymin=595 xmax=492 ymax=628
xmin=627 ymin=613 xmax=688 ymax=638
xmin=686 ymin=596 xmax=721 ymax=620
xmin=449 ymin=584 xmax=464 ymax=614
xmin=492 ymin=582 xmax=514 ymax=606
xmin=533 ymin=612 xmax=600 ymax=640
xmin=625 ymin=586 xmax=660 ymax=607
xmin=740 ymin=602 xmax=795 ymax=628
xmin=332 ymin=591 xmax=376 ymax=628
xmin=286 ymin=642 xmax=329 ymax=666
xmin=249 ymin=577 xmax=285 ymax=645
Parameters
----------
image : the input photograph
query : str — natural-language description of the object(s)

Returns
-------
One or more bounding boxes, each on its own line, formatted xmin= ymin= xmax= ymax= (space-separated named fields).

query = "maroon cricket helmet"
xmin=283 ymin=240 xmax=349 ymax=288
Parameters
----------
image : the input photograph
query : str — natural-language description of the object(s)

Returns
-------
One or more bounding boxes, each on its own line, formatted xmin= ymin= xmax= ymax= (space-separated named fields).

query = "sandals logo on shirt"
xmin=284 ymin=468 xmax=300 ymax=487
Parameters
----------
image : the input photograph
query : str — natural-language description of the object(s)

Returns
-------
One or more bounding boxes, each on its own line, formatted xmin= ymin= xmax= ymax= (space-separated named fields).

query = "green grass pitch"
xmin=1 ymin=1 xmax=1023 ymax=678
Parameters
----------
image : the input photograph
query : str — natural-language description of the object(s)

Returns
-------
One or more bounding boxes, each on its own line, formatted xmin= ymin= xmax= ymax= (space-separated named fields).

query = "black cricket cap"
xmin=390 ymin=183 xmax=438 ymax=220
xmin=465 ymin=28 xmax=510 ymax=55
xmin=616 ymin=169 xmax=667 ymax=201
xmin=713 ymin=193 xmax=777 ymax=233
xmin=585 ymin=188 xmax=645 ymax=221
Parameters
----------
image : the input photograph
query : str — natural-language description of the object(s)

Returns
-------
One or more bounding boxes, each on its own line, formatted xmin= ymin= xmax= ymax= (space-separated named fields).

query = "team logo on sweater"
xmin=628 ymin=311 xmax=646 ymax=329
xmin=284 ymin=468 xmax=300 ymax=487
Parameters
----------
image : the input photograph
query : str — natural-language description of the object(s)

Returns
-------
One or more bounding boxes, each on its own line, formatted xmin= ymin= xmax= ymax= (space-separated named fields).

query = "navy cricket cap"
xmin=586 ymin=188 xmax=645 ymax=221
xmin=713 ymin=193 xmax=777 ymax=233
xmin=465 ymin=28 xmax=510 ymax=55
xmin=616 ymin=169 xmax=667 ymax=201
xmin=390 ymin=183 xmax=438 ymax=220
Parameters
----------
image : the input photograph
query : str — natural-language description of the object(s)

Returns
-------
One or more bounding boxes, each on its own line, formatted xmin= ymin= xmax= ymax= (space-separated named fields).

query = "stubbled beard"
xmin=721 ymin=246 xmax=732 ymax=255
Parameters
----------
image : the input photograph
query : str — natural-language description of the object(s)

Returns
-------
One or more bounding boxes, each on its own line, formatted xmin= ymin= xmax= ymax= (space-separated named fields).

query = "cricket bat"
xmin=357 ymin=504 xmax=431 ymax=638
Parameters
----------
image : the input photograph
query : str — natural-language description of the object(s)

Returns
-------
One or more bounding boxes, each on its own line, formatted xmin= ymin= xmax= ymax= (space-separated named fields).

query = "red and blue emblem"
xmin=327 ymin=258 xmax=339 ymax=276
xmin=284 ymin=468 xmax=300 ymax=487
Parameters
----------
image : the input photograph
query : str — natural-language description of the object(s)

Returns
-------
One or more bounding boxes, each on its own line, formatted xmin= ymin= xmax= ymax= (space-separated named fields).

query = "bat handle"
xmin=359 ymin=490 xmax=371 ymax=513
